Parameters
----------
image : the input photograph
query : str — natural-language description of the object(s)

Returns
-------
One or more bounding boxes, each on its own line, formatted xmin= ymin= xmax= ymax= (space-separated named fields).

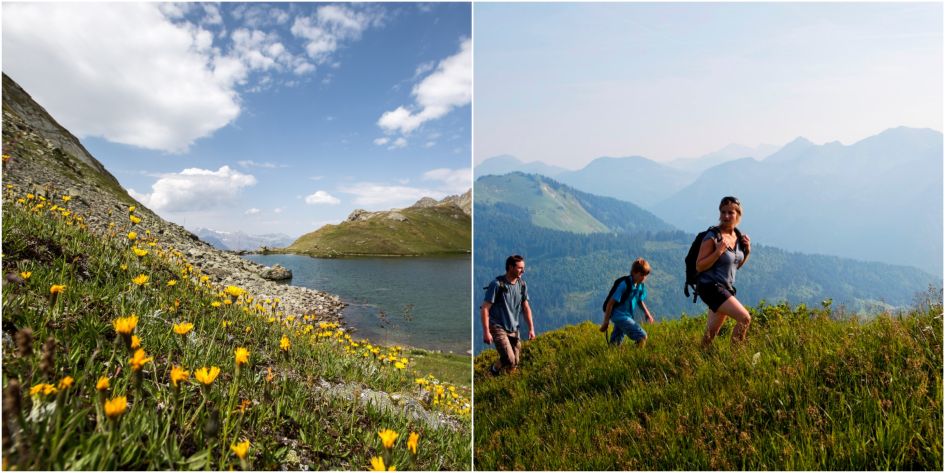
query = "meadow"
xmin=0 ymin=184 xmax=471 ymax=470
xmin=474 ymin=298 xmax=942 ymax=470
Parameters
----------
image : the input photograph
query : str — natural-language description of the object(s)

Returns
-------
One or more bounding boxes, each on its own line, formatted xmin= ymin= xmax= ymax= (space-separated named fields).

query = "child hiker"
xmin=599 ymin=258 xmax=655 ymax=346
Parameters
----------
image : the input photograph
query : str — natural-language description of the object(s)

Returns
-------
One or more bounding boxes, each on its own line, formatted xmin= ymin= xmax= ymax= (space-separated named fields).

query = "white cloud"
xmin=273 ymin=208 xmax=284 ymax=214
xmin=290 ymin=4 xmax=383 ymax=64
xmin=245 ymin=208 xmax=261 ymax=215
xmin=378 ymin=38 xmax=471 ymax=135
xmin=424 ymin=141 xmax=436 ymax=148
xmin=373 ymin=137 xmax=390 ymax=146
xmin=422 ymin=168 xmax=471 ymax=194
xmin=304 ymin=190 xmax=341 ymax=205
xmin=3 ymin=3 xmax=242 ymax=153
xmin=339 ymin=183 xmax=446 ymax=207
xmin=390 ymin=137 xmax=408 ymax=149
xmin=238 ymin=160 xmax=286 ymax=169
xmin=129 ymin=166 xmax=257 ymax=212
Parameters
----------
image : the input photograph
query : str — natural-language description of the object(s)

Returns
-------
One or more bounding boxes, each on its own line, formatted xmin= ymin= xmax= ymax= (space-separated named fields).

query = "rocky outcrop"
xmin=2 ymin=74 xmax=344 ymax=323
xmin=260 ymin=264 xmax=292 ymax=281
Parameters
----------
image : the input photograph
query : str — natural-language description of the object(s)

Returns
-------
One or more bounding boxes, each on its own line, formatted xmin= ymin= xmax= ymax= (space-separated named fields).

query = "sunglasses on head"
xmin=720 ymin=196 xmax=740 ymax=206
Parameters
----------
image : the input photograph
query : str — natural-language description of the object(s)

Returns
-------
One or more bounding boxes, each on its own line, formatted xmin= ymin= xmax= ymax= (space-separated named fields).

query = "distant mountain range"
xmin=474 ymin=172 xmax=938 ymax=350
xmin=192 ymin=228 xmax=294 ymax=251
xmin=475 ymin=127 xmax=943 ymax=275
xmin=286 ymin=191 xmax=471 ymax=257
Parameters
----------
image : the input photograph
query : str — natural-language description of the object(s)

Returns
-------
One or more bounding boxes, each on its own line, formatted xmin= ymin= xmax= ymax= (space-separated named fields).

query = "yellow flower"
xmin=129 ymin=215 xmax=141 ymax=225
xmin=395 ymin=361 xmax=406 ymax=370
xmin=170 ymin=366 xmax=189 ymax=388
xmin=130 ymin=335 xmax=141 ymax=349
xmin=104 ymin=396 xmax=127 ymax=419
xmin=210 ymin=301 xmax=222 ymax=308
xmin=96 ymin=376 xmax=110 ymax=391
xmin=194 ymin=366 xmax=220 ymax=386
xmin=378 ymin=429 xmax=399 ymax=449
xmin=58 ymin=376 xmax=74 ymax=390
xmin=29 ymin=383 xmax=57 ymax=397
xmin=407 ymin=432 xmax=419 ymax=455
xmin=62 ymin=195 xmax=71 ymax=202
xmin=265 ymin=367 xmax=274 ymax=383
xmin=279 ymin=336 xmax=291 ymax=352
xmin=132 ymin=247 xmax=148 ymax=257
xmin=199 ymin=275 xmax=210 ymax=283
xmin=234 ymin=347 xmax=250 ymax=366
xmin=128 ymin=349 xmax=153 ymax=371
xmin=128 ymin=205 xmax=136 ymax=213
xmin=230 ymin=439 xmax=250 ymax=460
xmin=19 ymin=271 xmax=31 ymax=280
xmin=166 ymin=279 xmax=177 ymax=286
xmin=173 ymin=322 xmax=194 ymax=336
xmin=127 ymin=231 xmax=137 ymax=240
xmin=120 ymin=264 xmax=128 ymax=271
xmin=49 ymin=284 xmax=66 ymax=295
xmin=224 ymin=286 xmax=246 ymax=298
xmin=113 ymin=315 xmax=138 ymax=335
xmin=369 ymin=456 xmax=395 ymax=471
xmin=132 ymin=274 xmax=149 ymax=286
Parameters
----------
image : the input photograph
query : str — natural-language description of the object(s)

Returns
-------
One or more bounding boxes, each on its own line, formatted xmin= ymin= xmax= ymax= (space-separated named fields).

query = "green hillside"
xmin=474 ymin=300 xmax=943 ymax=470
xmin=287 ymin=205 xmax=470 ymax=257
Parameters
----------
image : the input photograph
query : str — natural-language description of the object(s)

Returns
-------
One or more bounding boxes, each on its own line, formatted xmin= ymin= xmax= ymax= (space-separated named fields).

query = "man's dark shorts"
xmin=698 ymin=282 xmax=734 ymax=313
xmin=489 ymin=324 xmax=521 ymax=371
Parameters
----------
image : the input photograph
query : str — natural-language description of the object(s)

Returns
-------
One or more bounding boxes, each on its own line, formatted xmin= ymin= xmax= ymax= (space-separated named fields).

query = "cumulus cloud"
xmin=238 ymin=160 xmax=286 ymax=169
xmin=390 ymin=137 xmax=408 ymax=149
xmin=373 ymin=137 xmax=390 ymax=146
xmin=2 ymin=3 xmax=241 ymax=153
xmin=245 ymin=208 xmax=261 ymax=215
xmin=304 ymin=190 xmax=341 ymax=205
xmin=290 ymin=4 xmax=383 ymax=64
xmin=338 ymin=183 xmax=445 ymax=207
xmin=128 ymin=166 xmax=256 ymax=212
xmin=378 ymin=38 xmax=471 ymax=135
xmin=422 ymin=168 xmax=471 ymax=194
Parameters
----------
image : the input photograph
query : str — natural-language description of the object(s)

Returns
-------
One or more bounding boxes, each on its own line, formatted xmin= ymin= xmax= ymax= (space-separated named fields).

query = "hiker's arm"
xmin=600 ymin=299 xmax=615 ymax=332
xmin=523 ymin=300 xmax=535 ymax=340
xmin=641 ymin=301 xmax=655 ymax=323
xmin=737 ymin=233 xmax=751 ymax=269
xmin=480 ymin=302 xmax=493 ymax=344
xmin=695 ymin=238 xmax=724 ymax=273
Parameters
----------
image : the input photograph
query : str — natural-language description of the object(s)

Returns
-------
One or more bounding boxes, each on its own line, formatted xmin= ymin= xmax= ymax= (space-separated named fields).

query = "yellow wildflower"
xmin=407 ymin=432 xmax=419 ymax=455
xmin=173 ymin=322 xmax=194 ymax=336
xmin=166 ymin=279 xmax=177 ymax=286
xmin=170 ymin=366 xmax=189 ymax=388
xmin=378 ymin=429 xmax=399 ymax=449
xmin=104 ymin=396 xmax=127 ymax=419
xmin=120 ymin=264 xmax=128 ymax=271
xmin=96 ymin=376 xmax=110 ymax=391
xmin=279 ymin=336 xmax=291 ymax=352
xmin=128 ymin=205 xmax=136 ymax=213
xmin=265 ymin=367 xmax=274 ymax=383
xmin=62 ymin=195 xmax=71 ymax=202
xmin=49 ymin=284 xmax=66 ymax=295
xmin=224 ymin=286 xmax=246 ymax=298
xmin=230 ymin=439 xmax=250 ymax=460
xmin=370 ymin=456 xmax=395 ymax=471
xmin=127 ymin=231 xmax=137 ymax=240
xmin=131 ymin=274 xmax=149 ymax=286
xmin=58 ymin=376 xmax=74 ymax=390
xmin=395 ymin=361 xmax=406 ymax=370
xmin=132 ymin=247 xmax=148 ymax=257
xmin=210 ymin=301 xmax=222 ymax=308
xmin=235 ymin=347 xmax=250 ymax=366
xmin=129 ymin=215 xmax=141 ymax=225
xmin=19 ymin=271 xmax=31 ymax=280
xmin=130 ymin=335 xmax=141 ymax=349
xmin=194 ymin=366 xmax=220 ymax=385
xmin=113 ymin=315 xmax=138 ymax=335
xmin=30 ymin=383 xmax=57 ymax=397
xmin=128 ymin=349 xmax=153 ymax=371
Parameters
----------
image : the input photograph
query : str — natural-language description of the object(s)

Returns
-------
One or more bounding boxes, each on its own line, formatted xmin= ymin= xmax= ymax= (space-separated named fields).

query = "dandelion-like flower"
xmin=104 ymin=396 xmax=127 ymax=419
xmin=127 ymin=231 xmax=137 ymax=241
xmin=210 ymin=301 xmax=222 ymax=308
xmin=130 ymin=335 xmax=141 ymax=350
xmin=113 ymin=315 xmax=138 ymax=335
xmin=49 ymin=284 xmax=66 ymax=295
xmin=170 ymin=366 xmax=189 ymax=388
xmin=280 ymin=336 xmax=291 ymax=352
xmin=395 ymin=361 xmax=406 ymax=370
xmin=132 ymin=274 xmax=149 ymax=286
xmin=129 ymin=215 xmax=141 ymax=225
xmin=128 ymin=205 xmax=136 ymax=213
xmin=224 ymin=286 xmax=246 ymax=298
xmin=166 ymin=279 xmax=177 ymax=286
xmin=194 ymin=366 xmax=220 ymax=386
xmin=96 ymin=376 xmax=110 ymax=391
xmin=173 ymin=322 xmax=194 ymax=336
xmin=235 ymin=347 xmax=250 ymax=366
xmin=128 ymin=349 xmax=153 ymax=371
xmin=370 ymin=456 xmax=395 ymax=471
xmin=230 ymin=439 xmax=250 ymax=459
xmin=29 ymin=383 xmax=57 ymax=397
xmin=19 ymin=271 xmax=31 ymax=280
xmin=132 ymin=247 xmax=149 ymax=257
xmin=58 ymin=376 xmax=74 ymax=390
xmin=378 ymin=429 xmax=399 ymax=449
xmin=407 ymin=432 xmax=419 ymax=455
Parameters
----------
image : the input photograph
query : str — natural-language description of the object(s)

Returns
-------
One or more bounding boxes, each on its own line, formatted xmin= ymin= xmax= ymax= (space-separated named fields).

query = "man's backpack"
xmin=485 ymin=275 xmax=526 ymax=298
xmin=602 ymin=275 xmax=634 ymax=313
xmin=683 ymin=226 xmax=747 ymax=303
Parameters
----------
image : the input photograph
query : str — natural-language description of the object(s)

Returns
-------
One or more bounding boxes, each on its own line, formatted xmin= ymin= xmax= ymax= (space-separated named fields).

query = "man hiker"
xmin=600 ymin=257 xmax=655 ymax=346
xmin=481 ymin=255 xmax=535 ymax=375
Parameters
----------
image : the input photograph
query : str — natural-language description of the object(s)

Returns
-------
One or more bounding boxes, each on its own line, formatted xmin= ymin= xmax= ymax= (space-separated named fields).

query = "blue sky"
xmin=475 ymin=2 xmax=942 ymax=169
xmin=3 ymin=2 xmax=471 ymax=237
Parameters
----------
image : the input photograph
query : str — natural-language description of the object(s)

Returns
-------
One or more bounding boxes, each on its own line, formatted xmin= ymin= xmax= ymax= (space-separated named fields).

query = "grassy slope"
xmin=474 ymin=173 xmax=609 ymax=234
xmin=287 ymin=206 xmax=470 ymax=256
xmin=474 ymin=302 xmax=942 ymax=470
xmin=1 ymin=189 xmax=470 ymax=470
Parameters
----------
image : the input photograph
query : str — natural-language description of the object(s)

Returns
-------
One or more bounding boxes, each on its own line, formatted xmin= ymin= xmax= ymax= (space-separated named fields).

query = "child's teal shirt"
xmin=610 ymin=280 xmax=647 ymax=321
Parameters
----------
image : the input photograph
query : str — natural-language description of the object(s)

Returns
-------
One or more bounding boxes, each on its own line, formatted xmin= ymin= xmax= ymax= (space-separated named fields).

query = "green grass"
xmin=1 ymin=186 xmax=470 ymax=470
xmin=475 ymin=173 xmax=608 ymax=234
xmin=474 ymin=300 xmax=942 ymax=470
xmin=408 ymin=350 xmax=471 ymax=388
xmin=286 ymin=206 xmax=470 ymax=256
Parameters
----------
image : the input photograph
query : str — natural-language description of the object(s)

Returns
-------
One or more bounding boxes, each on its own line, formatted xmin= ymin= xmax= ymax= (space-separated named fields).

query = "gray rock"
xmin=260 ymin=264 xmax=292 ymax=280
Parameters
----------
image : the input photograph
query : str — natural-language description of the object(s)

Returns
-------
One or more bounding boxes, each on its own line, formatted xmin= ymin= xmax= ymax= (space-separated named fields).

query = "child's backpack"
xmin=683 ymin=226 xmax=746 ymax=303
xmin=601 ymin=275 xmax=634 ymax=313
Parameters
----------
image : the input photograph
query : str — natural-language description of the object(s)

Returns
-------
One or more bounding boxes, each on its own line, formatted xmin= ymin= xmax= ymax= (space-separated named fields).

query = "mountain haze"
xmin=192 ymin=227 xmax=295 ymax=251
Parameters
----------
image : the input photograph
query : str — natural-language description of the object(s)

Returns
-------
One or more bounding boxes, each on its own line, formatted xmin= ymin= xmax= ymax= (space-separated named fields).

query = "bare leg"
xmin=719 ymin=297 xmax=752 ymax=342
xmin=702 ymin=309 xmax=727 ymax=348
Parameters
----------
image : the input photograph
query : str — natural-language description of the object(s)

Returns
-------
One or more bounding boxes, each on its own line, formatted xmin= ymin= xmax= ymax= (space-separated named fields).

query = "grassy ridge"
xmin=1 ymin=187 xmax=470 ymax=470
xmin=287 ymin=206 xmax=470 ymax=257
xmin=474 ymin=301 xmax=942 ymax=470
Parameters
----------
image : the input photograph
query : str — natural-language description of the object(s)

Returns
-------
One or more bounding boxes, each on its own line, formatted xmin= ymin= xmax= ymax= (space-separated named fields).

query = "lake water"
xmin=244 ymin=254 xmax=471 ymax=354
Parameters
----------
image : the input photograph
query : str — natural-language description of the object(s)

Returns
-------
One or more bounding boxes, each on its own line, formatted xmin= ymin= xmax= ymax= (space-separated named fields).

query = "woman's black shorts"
xmin=697 ymin=282 xmax=735 ymax=312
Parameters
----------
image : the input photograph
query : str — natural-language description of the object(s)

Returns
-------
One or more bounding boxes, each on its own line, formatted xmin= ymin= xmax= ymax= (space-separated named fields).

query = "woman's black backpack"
xmin=683 ymin=226 xmax=746 ymax=303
